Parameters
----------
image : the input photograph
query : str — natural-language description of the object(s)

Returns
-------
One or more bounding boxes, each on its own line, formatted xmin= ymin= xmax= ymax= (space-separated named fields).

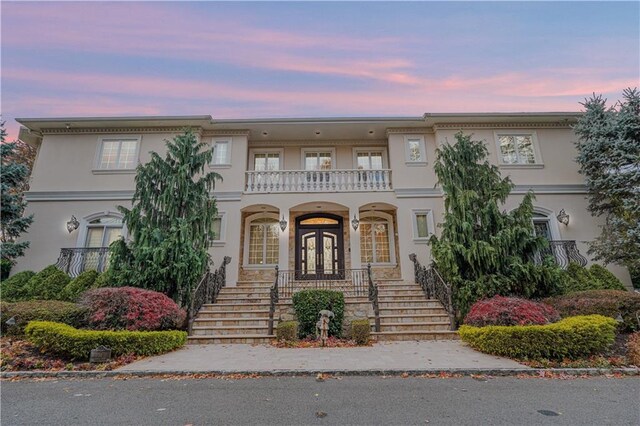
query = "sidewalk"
xmin=117 ymin=340 xmax=526 ymax=373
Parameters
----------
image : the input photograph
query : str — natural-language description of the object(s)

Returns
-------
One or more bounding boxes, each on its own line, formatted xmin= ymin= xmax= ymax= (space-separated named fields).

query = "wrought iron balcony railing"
xmin=538 ymin=240 xmax=588 ymax=268
xmin=55 ymin=247 xmax=110 ymax=278
xmin=245 ymin=169 xmax=392 ymax=193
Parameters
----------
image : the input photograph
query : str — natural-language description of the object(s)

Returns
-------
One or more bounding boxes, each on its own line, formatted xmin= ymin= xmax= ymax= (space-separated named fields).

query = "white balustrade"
xmin=245 ymin=169 xmax=392 ymax=193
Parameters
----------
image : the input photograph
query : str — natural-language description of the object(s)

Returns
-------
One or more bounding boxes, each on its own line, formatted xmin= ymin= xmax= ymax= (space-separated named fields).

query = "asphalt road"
xmin=1 ymin=376 xmax=638 ymax=425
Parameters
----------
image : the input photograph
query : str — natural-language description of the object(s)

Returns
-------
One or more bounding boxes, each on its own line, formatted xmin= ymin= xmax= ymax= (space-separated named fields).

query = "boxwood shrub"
xmin=25 ymin=321 xmax=187 ymax=360
xmin=23 ymin=266 xmax=70 ymax=300
xmin=459 ymin=315 xmax=617 ymax=360
xmin=92 ymin=270 xmax=112 ymax=288
xmin=61 ymin=270 xmax=100 ymax=302
xmin=276 ymin=321 xmax=299 ymax=341
xmin=0 ymin=270 xmax=35 ymax=301
xmin=544 ymin=290 xmax=640 ymax=332
xmin=561 ymin=263 xmax=627 ymax=294
xmin=350 ymin=319 xmax=371 ymax=345
xmin=0 ymin=300 xmax=89 ymax=335
xmin=292 ymin=289 xmax=345 ymax=338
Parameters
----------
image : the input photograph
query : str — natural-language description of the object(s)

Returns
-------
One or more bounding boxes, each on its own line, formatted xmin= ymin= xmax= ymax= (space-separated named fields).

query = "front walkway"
xmin=117 ymin=341 xmax=525 ymax=373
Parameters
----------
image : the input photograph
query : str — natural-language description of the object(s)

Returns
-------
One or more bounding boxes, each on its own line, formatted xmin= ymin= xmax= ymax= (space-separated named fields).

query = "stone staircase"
xmin=188 ymin=279 xmax=457 ymax=344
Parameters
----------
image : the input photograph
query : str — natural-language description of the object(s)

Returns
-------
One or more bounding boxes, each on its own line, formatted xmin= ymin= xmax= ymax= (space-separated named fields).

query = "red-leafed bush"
xmin=80 ymin=287 xmax=186 ymax=331
xmin=464 ymin=295 xmax=560 ymax=327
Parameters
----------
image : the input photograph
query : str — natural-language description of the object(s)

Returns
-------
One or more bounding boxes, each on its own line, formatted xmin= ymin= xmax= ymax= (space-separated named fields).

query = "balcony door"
xmin=295 ymin=213 xmax=344 ymax=280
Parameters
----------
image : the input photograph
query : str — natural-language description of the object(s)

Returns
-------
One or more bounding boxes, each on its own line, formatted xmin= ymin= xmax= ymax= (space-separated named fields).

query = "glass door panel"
xmin=302 ymin=232 xmax=316 ymax=275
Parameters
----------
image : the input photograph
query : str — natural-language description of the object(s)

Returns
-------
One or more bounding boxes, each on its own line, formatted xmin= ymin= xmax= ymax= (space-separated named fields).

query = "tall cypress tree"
xmin=0 ymin=123 xmax=34 ymax=278
xmin=110 ymin=130 xmax=222 ymax=306
xmin=429 ymin=132 xmax=563 ymax=322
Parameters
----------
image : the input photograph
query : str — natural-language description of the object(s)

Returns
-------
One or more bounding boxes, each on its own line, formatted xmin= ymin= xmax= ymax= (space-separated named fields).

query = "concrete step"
xmin=213 ymin=297 xmax=271 ymax=304
xmin=191 ymin=325 xmax=270 ymax=336
xmin=193 ymin=317 xmax=271 ymax=327
xmin=196 ymin=310 xmax=271 ymax=318
xmin=188 ymin=334 xmax=275 ymax=344
xmin=377 ymin=322 xmax=452 ymax=332
xmin=378 ymin=306 xmax=447 ymax=315
xmin=376 ymin=285 xmax=422 ymax=291
xmin=378 ymin=295 xmax=434 ymax=302
xmin=377 ymin=289 xmax=425 ymax=296
xmin=201 ymin=303 xmax=270 ymax=311
xmin=371 ymin=330 xmax=459 ymax=341
xmin=218 ymin=289 xmax=271 ymax=297
xmin=378 ymin=300 xmax=442 ymax=308
xmin=373 ymin=313 xmax=450 ymax=323
xmin=235 ymin=281 xmax=273 ymax=288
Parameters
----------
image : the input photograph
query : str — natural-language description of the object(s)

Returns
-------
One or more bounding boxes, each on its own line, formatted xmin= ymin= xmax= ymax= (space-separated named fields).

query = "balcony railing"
xmin=245 ymin=169 xmax=392 ymax=193
xmin=55 ymin=247 xmax=110 ymax=278
xmin=537 ymin=240 xmax=588 ymax=269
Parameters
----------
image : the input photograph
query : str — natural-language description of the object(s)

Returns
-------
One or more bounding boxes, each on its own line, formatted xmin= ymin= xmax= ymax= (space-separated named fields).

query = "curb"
xmin=2 ymin=367 xmax=638 ymax=379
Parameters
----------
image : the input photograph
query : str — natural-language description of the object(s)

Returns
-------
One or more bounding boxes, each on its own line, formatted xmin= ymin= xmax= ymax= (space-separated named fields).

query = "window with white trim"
xmin=303 ymin=149 xmax=334 ymax=170
xmin=85 ymin=216 xmax=123 ymax=248
xmin=359 ymin=214 xmax=395 ymax=264
xmin=247 ymin=217 xmax=279 ymax=265
xmin=253 ymin=152 xmax=281 ymax=171
xmin=211 ymin=138 xmax=232 ymax=166
xmin=412 ymin=209 xmax=434 ymax=241
xmin=97 ymin=138 xmax=139 ymax=170
xmin=496 ymin=133 xmax=539 ymax=165
xmin=404 ymin=135 xmax=426 ymax=164
xmin=209 ymin=212 xmax=226 ymax=245
xmin=356 ymin=150 xmax=384 ymax=170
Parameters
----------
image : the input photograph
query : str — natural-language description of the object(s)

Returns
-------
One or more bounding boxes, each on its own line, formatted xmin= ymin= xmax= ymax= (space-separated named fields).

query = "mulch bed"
xmin=0 ymin=337 xmax=140 ymax=372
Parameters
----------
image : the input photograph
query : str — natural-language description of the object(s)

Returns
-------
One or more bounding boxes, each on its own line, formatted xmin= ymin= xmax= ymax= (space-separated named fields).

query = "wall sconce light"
xmin=279 ymin=215 xmax=288 ymax=232
xmin=556 ymin=209 xmax=570 ymax=225
xmin=351 ymin=215 xmax=360 ymax=231
xmin=66 ymin=215 xmax=79 ymax=233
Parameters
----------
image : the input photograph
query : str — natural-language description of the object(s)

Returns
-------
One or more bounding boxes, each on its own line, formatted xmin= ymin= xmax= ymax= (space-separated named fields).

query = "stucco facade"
xmin=13 ymin=113 xmax=632 ymax=288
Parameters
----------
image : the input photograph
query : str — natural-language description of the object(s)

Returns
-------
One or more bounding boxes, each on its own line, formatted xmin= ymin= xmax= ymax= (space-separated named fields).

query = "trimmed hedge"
xmin=464 ymin=296 xmax=560 ymax=327
xmin=544 ymin=290 xmax=640 ymax=332
xmin=0 ymin=300 xmax=89 ymax=335
xmin=561 ymin=263 xmax=626 ymax=294
xmin=1 ymin=270 xmax=35 ymax=301
xmin=292 ymin=290 xmax=345 ymax=338
xmin=627 ymin=333 xmax=640 ymax=367
xmin=22 ymin=266 xmax=71 ymax=300
xmin=61 ymin=270 xmax=100 ymax=302
xmin=276 ymin=321 xmax=299 ymax=341
xmin=25 ymin=321 xmax=187 ymax=360
xmin=588 ymin=265 xmax=626 ymax=291
xmin=350 ymin=319 xmax=371 ymax=345
xmin=459 ymin=315 xmax=617 ymax=360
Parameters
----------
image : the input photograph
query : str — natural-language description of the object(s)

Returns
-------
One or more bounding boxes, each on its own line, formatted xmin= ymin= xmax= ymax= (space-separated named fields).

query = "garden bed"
xmin=272 ymin=336 xmax=371 ymax=348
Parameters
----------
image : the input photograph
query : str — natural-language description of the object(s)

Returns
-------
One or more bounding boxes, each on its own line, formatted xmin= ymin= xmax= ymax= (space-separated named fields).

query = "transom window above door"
xmin=303 ymin=149 xmax=334 ymax=170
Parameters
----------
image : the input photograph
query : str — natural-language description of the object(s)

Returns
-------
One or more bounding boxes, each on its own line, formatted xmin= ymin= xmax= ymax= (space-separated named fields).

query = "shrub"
xmin=292 ymin=290 xmax=345 ymax=338
xmin=1 ymin=270 xmax=35 ymax=301
xmin=627 ymin=333 xmax=640 ymax=366
xmin=80 ymin=287 xmax=186 ymax=331
xmin=92 ymin=270 xmax=112 ymax=288
xmin=60 ymin=270 xmax=100 ymax=302
xmin=1 ymin=258 xmax=12 ymax=280
xmin=544 ymin=290 xmax=640 ymax=332
xmin=350 ymin=319 xmax=371 ymax=345
xmin=23 ymin=265 xmax=70 ymax=300
xmin=459 ymin=315 xmax=617 ymax=360
xmin=0 ymin=300 xmax=88 ymax=335
xmin=25 ymin=321 xmax=187 ymax=360
xmin=464 ymin=296 xmax=560 ymax=327
xmin=588 ymin=264 xmax=626 ymax=291
xmin=276 ymin=321 xmax=299 ymax=341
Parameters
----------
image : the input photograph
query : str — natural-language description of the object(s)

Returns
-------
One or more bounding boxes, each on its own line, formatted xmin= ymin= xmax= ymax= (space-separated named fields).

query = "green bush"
xmin=588 ymin=264 xmax=626 ymax=291
xmin=23 ymin=265 xmax=67 ymax=300
xmin=92 ymin=270 xmax=112 ymax=288
xmin=25 ymin=321 xmax=187 ymax=360
xmin=350 ymin=319 xmax=371 ymax=345
xmin=60 ymin=270 xmax=100 ymax=301
xmin=1 ymin=270 xmax=35 ymax=301
xmin=292 ymin=290 xmax=345 ymax=338
xmin=0 ymin=300 xmax=88 ymax=335
xmin=544 ymin=290 xmax=640 ymax=332
xmin=459 ymin=315 xmax=617 ymax=360
xmin=276 ymin=321 xmax=299 ymax=341
xmin=1 ymin=259 xmax=13 ymax=280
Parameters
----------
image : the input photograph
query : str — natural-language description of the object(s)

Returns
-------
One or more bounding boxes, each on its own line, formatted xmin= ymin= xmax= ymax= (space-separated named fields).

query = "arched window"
xmin=245 ymin=214 xmax=279 ymax=266
xmin=85 ymin=216 xmax=124 ymax=247
xmin=359 ymin=212 xmax=396 ymax=264
xmin=75 ymin=212 xmax=125 ymax=273
xmin=531 ymin=208 xmax=560 ymax=242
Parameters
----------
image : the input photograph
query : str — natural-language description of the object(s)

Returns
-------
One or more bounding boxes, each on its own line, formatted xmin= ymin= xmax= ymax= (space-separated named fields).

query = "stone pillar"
xmin=349 ymin=206 xmax=362 ymax=270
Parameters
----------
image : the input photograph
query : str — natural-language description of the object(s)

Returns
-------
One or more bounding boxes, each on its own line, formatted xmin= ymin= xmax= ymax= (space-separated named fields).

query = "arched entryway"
xmin=295 ymin=213 xmax=344 ymax=280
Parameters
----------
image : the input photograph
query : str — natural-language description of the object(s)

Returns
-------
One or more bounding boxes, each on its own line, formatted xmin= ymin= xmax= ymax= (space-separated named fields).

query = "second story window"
xmin=356 ymin=150 xmax=384 ymax=170
xmin=97 ymin=138 xmax=139 ymax=170
xmin=254 ymin=152 xmax=280 ymax=171
xmin=304 ymin=150 xmax=333 ymax=170
xmin=495 ymin=132 xmax=540 ymax=165
xmin=211 ymin=138 xmax=232 ymax=166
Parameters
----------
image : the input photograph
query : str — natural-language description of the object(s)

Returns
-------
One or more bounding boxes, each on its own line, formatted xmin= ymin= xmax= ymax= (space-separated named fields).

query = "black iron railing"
xmin=187 ymin=256 xmax=231 ymax=334
xmin=409 ymin=254 xmax=456 ymax=331
xmin=55 ymin=247 xmax=110 ymax=277
xmin=268 ymin=265 xmax=381 ymax=335
xmin=538 ymin=240 xmax=588 ymax=268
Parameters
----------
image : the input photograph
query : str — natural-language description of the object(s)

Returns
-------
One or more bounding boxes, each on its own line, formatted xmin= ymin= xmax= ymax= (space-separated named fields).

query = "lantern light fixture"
xmin=556 ymin=209 xmax=570 ymax=225
xmin=279 ymin=215 xmax=288 ymax=231
xmin=66 ymin=215 xmax=80 ymax=233
xmin=351 ymin=214 xmax=360 ymax=231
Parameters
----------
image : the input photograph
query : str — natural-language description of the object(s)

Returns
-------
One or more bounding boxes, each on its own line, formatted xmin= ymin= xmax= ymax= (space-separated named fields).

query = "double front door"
xmin=295 ymin=214 xmax=344 ymax=280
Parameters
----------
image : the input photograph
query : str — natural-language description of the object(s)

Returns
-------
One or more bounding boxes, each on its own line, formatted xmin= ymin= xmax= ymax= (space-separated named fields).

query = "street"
xmin=1 ymin=376 xmax=638 ymax=425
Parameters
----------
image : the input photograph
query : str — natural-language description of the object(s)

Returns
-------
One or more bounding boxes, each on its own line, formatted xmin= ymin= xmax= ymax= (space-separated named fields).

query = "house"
xmin=13 ymin=113 xmax=633 ymax=342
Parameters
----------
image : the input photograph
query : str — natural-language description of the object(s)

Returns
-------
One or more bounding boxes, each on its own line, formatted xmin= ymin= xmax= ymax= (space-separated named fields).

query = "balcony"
xmin=55 ymin=247 xmax=110 ymax=278
xmin=537 ymin=240 xmax=588 ymax=269
xmin=245 ymin=169 xmax=392 ymax=193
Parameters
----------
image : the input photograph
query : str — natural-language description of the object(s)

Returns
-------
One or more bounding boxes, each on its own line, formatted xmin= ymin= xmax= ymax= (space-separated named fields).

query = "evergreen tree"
xmin=573 ymin=88 xmax=640 ymax=275
xmin=429 ymin=132 xmax=563 ymax=323
xmin=0 ymin=122 xmax=34 ymax=278
xmin=109 ymin=130 xmax=222 ymax=306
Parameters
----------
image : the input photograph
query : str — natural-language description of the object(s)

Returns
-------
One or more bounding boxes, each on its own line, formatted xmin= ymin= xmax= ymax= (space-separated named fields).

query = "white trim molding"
xmin=411 ymin=209 xmax=435 ymax=243
xmin=403 ymin=135 xmax=427 ymax=166
xmin=76 ymin=210 xmax=126 ymax=248
xmin=493 ymin=130 xmax=544 ymax=167
xmin=93 ymin=135 xmax=142 ymax=173
xmin=210 ymin=137 xmax=233 ymax=167
xmin=209 ymin=211 xmax=227 ymax=247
